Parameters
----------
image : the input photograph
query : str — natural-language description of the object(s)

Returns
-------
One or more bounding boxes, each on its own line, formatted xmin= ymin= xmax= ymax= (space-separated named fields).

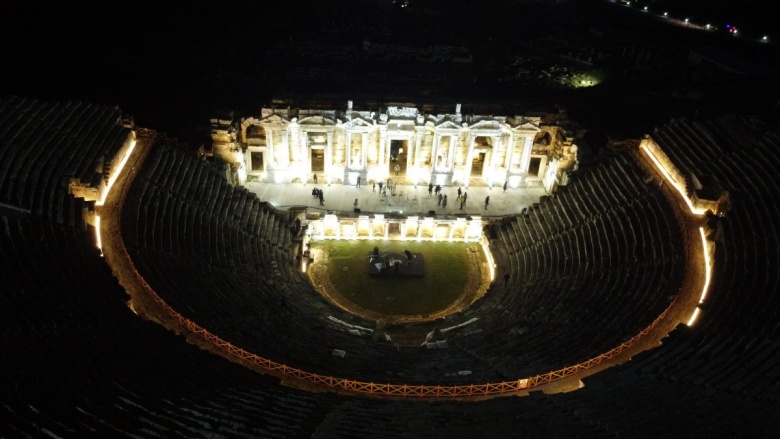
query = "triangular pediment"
xmin=260 ymin=113 xmax=290 ymax=125
xmin=469 ymin=119 xmax=501 ymax=130
xmin=513 ymin=121 xmax=541 ymax=132
xmin=298 ymin=115 xmax=336 ymax=126
xmin=347 ymin=116 xmax=374 ymax=127
xmin=435 ymin=120 xmax=461 ymax=130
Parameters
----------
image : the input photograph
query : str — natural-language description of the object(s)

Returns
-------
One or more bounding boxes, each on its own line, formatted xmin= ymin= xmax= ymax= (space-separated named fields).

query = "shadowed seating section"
xmin=122 ymin=143 xmax=685 ymax=386
xmin=123 ymin=145 xmax=489 ymax=385
xmin=0 ymin=96 xmax=131 ymax=221
xmin=521 ymin=115 xmax=780 ymax=437
xmin=463 ymin=153 xmax=685 ymax=378
xmin=0 ymin=216 xmax=330 ymax=438
xmin=2 ymin=97 xmax=779 ymax=437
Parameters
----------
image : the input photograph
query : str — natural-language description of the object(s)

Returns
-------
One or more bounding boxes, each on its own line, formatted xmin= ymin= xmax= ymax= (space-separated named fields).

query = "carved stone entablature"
xmin=386 ymin=122 xmax=417 ymax=133
xmin=467 ymin=115 xmax=502 ymax=125
xmin=387 ymin=106 xmax=419 ymax=118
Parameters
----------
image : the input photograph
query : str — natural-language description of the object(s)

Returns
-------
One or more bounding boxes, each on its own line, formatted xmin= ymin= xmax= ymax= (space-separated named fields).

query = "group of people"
xmin=312 ymin=180 xmax=495 ymax=211
xmin=311 ymin=187 xmax=325 ymax=206
xmin=373 ymin=178 xmax=396 ymax=197
xmin=431 ymin=185 xmax=491 ymax=210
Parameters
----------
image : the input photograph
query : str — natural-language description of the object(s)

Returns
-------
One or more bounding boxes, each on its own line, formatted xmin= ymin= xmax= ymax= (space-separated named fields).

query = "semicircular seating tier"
xmin=3 ymin=98 xmax=780 ymax=437
xmin=0 ymin=96 xmax=132 ymax=223
xmin=122 ymin=144 xmax=686 ymax=385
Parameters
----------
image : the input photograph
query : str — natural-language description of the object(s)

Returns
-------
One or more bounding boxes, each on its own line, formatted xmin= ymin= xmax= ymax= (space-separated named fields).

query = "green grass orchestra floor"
xmin=310 ymin=240 xmax=475 ymax=316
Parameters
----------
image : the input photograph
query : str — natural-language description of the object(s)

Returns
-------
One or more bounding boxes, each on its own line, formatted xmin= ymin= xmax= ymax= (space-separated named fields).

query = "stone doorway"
xmin=249 ymin=151 xmax=264 ymax=172
xmin=311 ymin=148 xmax=325 ymax=173
xmin=389 ymin=139 xmax=408 ymax=178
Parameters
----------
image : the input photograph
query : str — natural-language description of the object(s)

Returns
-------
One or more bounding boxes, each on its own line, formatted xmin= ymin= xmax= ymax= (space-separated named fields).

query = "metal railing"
xmin=119 ymin=239 xmax=673 ymax=398
xmin=107 ymin=141 xmax=685 ymax=399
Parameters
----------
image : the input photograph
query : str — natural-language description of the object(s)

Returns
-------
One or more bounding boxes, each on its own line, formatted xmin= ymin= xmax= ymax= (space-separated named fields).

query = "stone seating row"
xmin=1 ymin=213 xmax=329 ymax=438
xmin=0 ymin=96 xmax=129 ymax=221
xmin=590 ymin=116 xmax=780 ymax=408
xmin=474 ymin=154 xmax=683 ymax=376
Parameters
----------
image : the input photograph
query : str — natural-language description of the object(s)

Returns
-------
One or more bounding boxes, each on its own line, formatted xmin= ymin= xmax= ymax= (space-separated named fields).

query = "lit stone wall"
xmin=216 ymin=102 xmax=577 ymax=191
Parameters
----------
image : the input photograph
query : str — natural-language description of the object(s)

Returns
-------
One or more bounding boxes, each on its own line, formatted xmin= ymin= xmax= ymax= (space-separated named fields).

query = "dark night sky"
xmin=2 ymin=1 xmax=778 ymax=144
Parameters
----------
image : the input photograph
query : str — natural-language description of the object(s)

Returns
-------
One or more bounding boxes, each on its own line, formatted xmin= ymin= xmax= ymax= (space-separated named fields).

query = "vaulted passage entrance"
xmin=389 ymin=139 xmax=408 ymax=177
xmin=311 ymin=148 xmax=325 ymax=173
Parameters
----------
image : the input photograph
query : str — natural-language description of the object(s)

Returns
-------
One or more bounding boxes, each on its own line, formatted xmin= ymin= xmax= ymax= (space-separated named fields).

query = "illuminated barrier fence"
xmin=120 ymin=241 xmax=673 ymax=398
xmin=104 ymin=137 xmax=692 ymax=399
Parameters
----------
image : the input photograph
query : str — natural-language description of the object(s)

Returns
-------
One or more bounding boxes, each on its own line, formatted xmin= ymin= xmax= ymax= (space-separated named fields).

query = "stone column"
xmin=300 ymin=130 xmax=308 ymax=169
xmin=288 ymin=122 xmax=299 ymax=164
xmin=346 ymin=132 xmax=352 ymax=167
xmin=491 ymin=136 xmax=501 ymax=169
xmin=326 ymin=132 xmax=333 ymax=181
xmin=431 ymin=133 xmax=440 ymax=170
xmin=447 ymin=135 xmax=457 ymax=169
xmin=405 ymin=134 xmax=414 ymax=173
xmin=379 ymin=127 xmax=387 ymax=167
xmin=519 ymin=135 xmax=533 ymax=179
xmin=464 ymin=135 xmax=476 ymax=182
xmin=267 ymin=129 xmax=275 ymax=165
xmin=361 ymin=132 xmax=368 ymax=168
xmin=504 ymin=132 xmax=515 ymax=168
xmin=414 ymin=128 xmax=424 ymax=167
xmin=280 ymin=130 xmax=289 ymax=165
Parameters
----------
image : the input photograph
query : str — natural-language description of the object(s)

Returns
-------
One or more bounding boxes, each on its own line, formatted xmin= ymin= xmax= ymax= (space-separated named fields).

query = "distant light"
xmin=663 ymin=12 xmax=668 ymax=17
xmin=95 ymin=215 xmax=102 ymax=252
xmin=684 ymin=18 xmax=689 ymax=23
xmin=643 ymin=6 xmax=648 ymax=12
xmin=762 ymin=35 xmax=769 ymax=42
xmin=705 ymin=24 xmax=710 ymax=30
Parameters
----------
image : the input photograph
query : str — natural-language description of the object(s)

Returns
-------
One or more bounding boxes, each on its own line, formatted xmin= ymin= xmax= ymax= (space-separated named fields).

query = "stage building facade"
xmin=210 ymin=101 xmax=578 ymax=193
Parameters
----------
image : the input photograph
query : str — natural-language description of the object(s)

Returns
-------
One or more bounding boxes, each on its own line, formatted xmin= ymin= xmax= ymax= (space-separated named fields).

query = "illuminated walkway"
xmin=246 ymin=180 xmax=547 ymax=217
